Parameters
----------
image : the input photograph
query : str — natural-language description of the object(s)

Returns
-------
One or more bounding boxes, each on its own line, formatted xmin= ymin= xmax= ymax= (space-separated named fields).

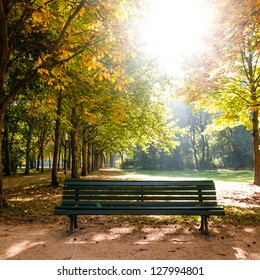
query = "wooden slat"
xmin=62 ymin=190 xmax=216 ymax=196
xmin=61 ymin=195 xmax=217 ymax=201
xmin=63 ymin=180 xmax=215 ymax=187
xmin=55 ymin=205 xmax=224 ymax=211
xmin=63 ymin=185 xmax=216 ymax=191
xmin=54 ymin=208 xmax=225 ymax=216
xmin=60 ymin=201 xmax=218 ymax=207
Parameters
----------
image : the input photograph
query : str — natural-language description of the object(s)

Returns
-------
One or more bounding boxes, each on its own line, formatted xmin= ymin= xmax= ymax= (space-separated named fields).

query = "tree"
xmin=180 ymin=0 xmax=260 ymax=184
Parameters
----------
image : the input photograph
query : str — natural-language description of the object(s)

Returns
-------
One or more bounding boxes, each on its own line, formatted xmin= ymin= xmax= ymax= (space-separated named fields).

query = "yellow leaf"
xmin=37 ymin=68 xmax=49 ymax=76
xmin=37 ymin=56 xmax=42 ymax=66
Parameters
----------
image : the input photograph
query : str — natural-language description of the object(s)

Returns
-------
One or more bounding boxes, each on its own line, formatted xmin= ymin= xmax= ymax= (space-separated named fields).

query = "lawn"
xmin=131 ymin=169 xmax=254 ymax=182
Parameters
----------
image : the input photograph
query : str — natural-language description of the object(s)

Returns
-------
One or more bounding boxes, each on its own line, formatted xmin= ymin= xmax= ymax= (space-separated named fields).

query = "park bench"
xmin=53 ymin=179 xmax=225 ymax=235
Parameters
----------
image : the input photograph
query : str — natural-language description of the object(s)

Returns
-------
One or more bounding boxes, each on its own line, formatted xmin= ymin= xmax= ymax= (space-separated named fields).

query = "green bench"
xmin=53 ymin=179 xmax=225 ymax=235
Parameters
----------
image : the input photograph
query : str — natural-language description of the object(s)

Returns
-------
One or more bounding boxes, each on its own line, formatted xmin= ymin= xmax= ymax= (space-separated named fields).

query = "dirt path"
xmin=0 ymin=219 xmax=259 ymax=260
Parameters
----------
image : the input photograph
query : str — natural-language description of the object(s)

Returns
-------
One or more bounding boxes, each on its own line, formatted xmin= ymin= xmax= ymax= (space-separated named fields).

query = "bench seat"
xmin=54 ymin=180 xmax=225 ymax=235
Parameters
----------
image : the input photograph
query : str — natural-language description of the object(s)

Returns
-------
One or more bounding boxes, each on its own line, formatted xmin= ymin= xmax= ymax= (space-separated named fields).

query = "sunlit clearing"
xmin=139 ymin=0 xmax=212 ymax=76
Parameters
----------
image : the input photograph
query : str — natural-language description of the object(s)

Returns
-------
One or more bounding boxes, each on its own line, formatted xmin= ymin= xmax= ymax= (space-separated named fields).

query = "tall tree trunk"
xmin=0 ymin=6 xmax=9 ymax=205
xmin=0 ymin=111 xmax=6 ymax=209
xmin=81 ymin=127 xmax=88 ymax=176
xmin=68 ymin=140 xmax=71 ymax=170
xmin=24 ymin=128 xmax=32 ymax=175
xmin=252 ymin=110 xmax=260 ymax=185
xmin=87 ymin=142 xmax=92 ymax=173
xmin=63 ymin=135 xmax=68 ymax=174
xmin=40 ymin=146 xmax=44 ymax=172
xmin=93 ymin=150 xmax=99 ymax=171
xmin=58 ymin=143 xmax=62 ymax=171
xmin=36 ymin=153 xmax=40 ymax=171
xmin=51 ymin=94 xmax=62 ymax=186
xmin=3 ymin=119 xmax=11 ymax=176
xmin=71 ymin=108 xmax=79 ymax=179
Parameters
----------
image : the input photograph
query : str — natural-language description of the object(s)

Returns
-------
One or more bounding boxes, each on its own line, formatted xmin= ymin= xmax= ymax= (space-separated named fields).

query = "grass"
xmin=131 ymin=169 xmax=254 ymax=182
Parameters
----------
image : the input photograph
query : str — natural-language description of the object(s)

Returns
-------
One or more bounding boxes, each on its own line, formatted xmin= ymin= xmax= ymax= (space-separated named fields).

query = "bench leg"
xmin=204 ymin=216 xmax=209 ymax=236
xmin=199 ymin=215 xmax=204 ymax=232
xmin=74 ymin=215 xmax=78 ymax=229
xmin=200 ymin=215 xmax=209 ymax=236
xmin=68 ymin=215 xmax=75 ymax=234
xmin=67 ymin=215 xmax=78 ymax=234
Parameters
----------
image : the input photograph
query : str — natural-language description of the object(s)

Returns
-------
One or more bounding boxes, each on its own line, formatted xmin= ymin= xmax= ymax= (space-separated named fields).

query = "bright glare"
xmin=139 ymin=0 xmax=211 ymax=76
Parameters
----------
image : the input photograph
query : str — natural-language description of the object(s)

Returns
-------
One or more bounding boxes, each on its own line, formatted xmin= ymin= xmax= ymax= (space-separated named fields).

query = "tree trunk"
xmin=63 ymin=136 xmax=68 ymax=174
xmin=40 ymin=146 xmax=44 ymax=172
xmin=24 ymin=128 xmax=32 ymax=175
xmin=87 ymin=142 xmax=92 ymax=173
xmin=252 ymin=110 xmax=260 ymax=185
xmin=68 ymin=140 xmax=71 ymax=170
xmin=0 ymin=111 xmax=6 ymax=209
xmin=3 ymin=119 xmax=11 ymax=176
xmin=36 ymin=153 xmax=40 ymax=171
xmin=58 ymin=143 xmax=62 ymax=171
xmin=71 ymin=130 xmax=79 ymax=178
xmin=51 ymin=94 xmax=62 ymax=187
xmin=71 ymin=108 xmax=79 ymax=179
xmin=81 ymin=127 xmax=88 ymax=176
xmin=93 ymin=150 xmax=99 ymax=171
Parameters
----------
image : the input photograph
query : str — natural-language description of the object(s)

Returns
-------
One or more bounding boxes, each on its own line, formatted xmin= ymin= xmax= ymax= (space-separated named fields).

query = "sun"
xmin=139 ymin=0 xmax=212 ymax=76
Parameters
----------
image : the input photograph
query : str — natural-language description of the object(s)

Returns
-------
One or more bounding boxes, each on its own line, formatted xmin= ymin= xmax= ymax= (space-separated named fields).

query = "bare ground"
xmin=0 ymin=169 xmax=259 ymax=260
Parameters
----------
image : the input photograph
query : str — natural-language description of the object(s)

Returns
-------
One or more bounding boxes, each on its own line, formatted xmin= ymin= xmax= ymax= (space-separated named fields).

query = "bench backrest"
xmin=61 ymin=180 xmax=218 ymax=207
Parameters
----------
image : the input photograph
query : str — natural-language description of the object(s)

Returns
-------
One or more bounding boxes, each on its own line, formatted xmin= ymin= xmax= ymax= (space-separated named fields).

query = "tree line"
xmin=123 ymin=101 xmax=253 ymax=170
